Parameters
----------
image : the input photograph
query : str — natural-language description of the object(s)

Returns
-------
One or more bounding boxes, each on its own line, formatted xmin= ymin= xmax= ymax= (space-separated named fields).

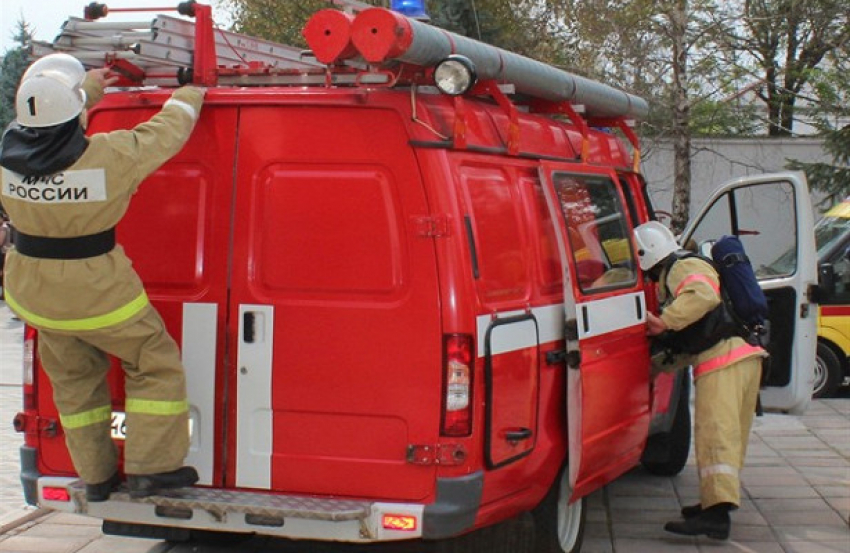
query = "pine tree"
xmin=786 ymin=65 xmax=850 ymax=202
xmin=0 ymin=20 xmax=34 ymax=130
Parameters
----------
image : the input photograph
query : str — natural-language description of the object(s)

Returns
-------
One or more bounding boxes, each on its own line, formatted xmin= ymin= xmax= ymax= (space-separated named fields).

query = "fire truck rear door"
xmin=108 ymin=103 xmax=237 ymax=487
xmin=539 ymin=162 xmax=651 ymax=501
xmin=680 ymin=172 xmax=817 ymax=415
xmin=226 ymin=105 xmax=441 ymax=500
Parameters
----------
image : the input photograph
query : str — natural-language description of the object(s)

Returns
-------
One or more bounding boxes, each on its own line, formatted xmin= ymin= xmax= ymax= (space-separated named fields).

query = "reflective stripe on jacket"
xmin=0 ymin=83 xmax=203 ymax=331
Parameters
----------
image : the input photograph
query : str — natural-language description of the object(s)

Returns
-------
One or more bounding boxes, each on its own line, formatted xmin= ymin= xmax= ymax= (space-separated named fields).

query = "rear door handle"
xmin=504 ymin=428 xmax=532 ymax=442
xmin=243 ymin=312 xmax=256 ymax=343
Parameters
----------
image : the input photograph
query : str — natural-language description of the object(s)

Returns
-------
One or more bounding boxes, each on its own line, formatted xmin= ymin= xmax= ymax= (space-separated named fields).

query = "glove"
xmin=651 ymin=348 xmax=693 ymax=376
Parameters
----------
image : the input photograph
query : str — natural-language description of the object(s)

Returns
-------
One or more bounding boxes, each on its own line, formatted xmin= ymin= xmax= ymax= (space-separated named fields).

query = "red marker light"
xmin=42 ymin=487 xmax=71 ymax=502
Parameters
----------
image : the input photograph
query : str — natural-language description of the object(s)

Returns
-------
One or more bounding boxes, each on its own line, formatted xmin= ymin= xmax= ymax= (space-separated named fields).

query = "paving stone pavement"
xmin=0 ymin=298 xmax=847 ymax=552
xmin=0 ymin=304 xmax=25 ymax=522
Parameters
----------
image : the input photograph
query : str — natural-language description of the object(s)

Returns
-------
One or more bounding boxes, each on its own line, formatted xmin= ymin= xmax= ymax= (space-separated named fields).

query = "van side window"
xmin=551 ymin=173 xmax=636 ymax=293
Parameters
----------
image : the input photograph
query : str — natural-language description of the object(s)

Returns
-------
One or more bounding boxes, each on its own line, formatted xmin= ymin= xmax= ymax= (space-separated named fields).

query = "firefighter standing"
xmin=0 ymin=53 xmax=205 ymax=501
xmin=634 ymin=221 xmax=765 ymax=540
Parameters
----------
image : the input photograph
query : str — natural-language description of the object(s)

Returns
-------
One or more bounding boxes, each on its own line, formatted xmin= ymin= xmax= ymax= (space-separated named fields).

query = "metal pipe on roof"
xmin=348 ymin=7 xmax=648 ymax=120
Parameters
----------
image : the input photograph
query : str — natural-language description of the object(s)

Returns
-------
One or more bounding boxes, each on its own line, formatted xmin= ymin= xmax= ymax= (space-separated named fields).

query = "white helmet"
xmin=15 ymin=54 xmax=87 ymax=128
xmin=634 ymin=221 xmax=679 ymax=271
xmin=21 ymin=53 xmax=86 ymax=86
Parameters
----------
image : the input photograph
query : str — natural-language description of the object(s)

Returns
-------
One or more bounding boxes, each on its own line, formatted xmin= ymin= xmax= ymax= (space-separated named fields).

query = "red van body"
xmin=13 ymin=4 xmax=816 ymax=552
xmin=14 ymin=83 xmax=683 ymax=546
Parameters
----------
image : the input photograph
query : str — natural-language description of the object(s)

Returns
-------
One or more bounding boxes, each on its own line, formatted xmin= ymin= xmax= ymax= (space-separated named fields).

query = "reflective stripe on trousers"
xmin=5 ymin=289 xmax=149 ymax=331
xmin=700 ymin=463 xmax=739 ymax=479
xmin=126 ymin=398 xmax=189 ymax=416
xmin=60 ymin=405 xmax=112 ymax=429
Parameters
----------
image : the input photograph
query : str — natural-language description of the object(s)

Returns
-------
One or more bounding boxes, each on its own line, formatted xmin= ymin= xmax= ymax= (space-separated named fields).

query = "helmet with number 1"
xmin=633 ymin=221 xmax=679 ymax=271
xmin=15 ymin=53 xmax=87 ymax=128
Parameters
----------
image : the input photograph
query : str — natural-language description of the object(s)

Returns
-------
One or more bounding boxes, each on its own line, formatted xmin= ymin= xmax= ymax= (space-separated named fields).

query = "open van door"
xmin=539 ymin=163 xmax=651 ymax=501
xmin=679 ymin=172 xmax=817 ymax=414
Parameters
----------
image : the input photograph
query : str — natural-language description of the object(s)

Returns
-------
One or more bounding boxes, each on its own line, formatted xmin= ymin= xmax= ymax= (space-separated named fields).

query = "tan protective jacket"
xmin=1 ymin=79 xmax=203 ymax=332
xmin=659 ymin=256 xmax=764 ymax=379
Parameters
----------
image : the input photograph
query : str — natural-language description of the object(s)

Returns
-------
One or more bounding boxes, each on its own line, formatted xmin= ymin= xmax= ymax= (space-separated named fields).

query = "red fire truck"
xmin=11 ymin=2 xmax=817 ymax=551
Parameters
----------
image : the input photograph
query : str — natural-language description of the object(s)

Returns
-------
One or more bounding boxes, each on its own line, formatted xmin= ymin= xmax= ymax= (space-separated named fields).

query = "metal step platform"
xmin=66 ymin=479 xmax=386 ymax=540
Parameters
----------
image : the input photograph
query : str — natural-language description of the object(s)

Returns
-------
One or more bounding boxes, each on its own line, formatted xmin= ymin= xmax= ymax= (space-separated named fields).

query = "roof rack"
xmin=29 ymin=1 xmax=646 ymax=169
xmin=29 ymin=1 xmax=384 ymax=87
xmin=30 ymin=2 xmax=646 ymax=116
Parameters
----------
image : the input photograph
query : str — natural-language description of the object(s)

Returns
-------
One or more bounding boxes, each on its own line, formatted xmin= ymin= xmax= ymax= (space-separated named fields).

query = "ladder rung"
xmin=63 ymin=19 xmax=154 ymax=32
xmin=217 ymin=72 xmax=391 ymax=87
xmin=155 ymin=16 xmax=323 ymax=68
xmin=34 ymin=12 xmax=339 ymax=85
xmin=62 ymin=34 xmax=151 ymax=49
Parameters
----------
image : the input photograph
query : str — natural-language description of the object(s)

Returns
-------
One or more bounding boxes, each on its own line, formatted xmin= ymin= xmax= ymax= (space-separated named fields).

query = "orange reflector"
xmin=43 ymin=487 xmax=70 ymax=502
xmin=382 ymin=514 xmax=417 ymax=531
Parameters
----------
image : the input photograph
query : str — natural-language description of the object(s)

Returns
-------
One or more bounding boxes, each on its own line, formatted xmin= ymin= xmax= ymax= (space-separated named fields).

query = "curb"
xmin=0 ymin=507 xmax=50 ymax=535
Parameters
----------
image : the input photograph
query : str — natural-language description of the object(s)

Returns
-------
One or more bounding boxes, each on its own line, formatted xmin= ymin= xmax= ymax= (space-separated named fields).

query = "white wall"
xmin=641 ymin=137 xmax=833 ymax=219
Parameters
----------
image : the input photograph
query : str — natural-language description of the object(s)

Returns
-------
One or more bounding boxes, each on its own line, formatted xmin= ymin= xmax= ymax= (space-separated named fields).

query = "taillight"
xmin=42 ymin=487 xmax=70 ymax=502
xmin=442 ymin=334 xmax=473 ymax=437
xmin=23 ymin=326 xmax=36 ymax=410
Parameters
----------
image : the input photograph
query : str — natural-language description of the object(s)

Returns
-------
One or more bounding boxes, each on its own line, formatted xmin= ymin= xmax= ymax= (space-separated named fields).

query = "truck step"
xmin=68 ymin=480 xmax=372 ymax=523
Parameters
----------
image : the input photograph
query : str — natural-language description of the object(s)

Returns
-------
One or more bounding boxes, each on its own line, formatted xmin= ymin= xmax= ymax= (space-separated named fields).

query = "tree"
xmin=550 ymin=0 xmax=848 ymax=228
xmin=663 ymin=0 xmax=693 ymax=233
xmin=551 ymin=0 xmax=724 ymax=232
xmin=223 ymin=0 xmax=570 ymax=66
xmin=0 ymin=20 xmax=33 ymax=130
xmin=222 ymin=0 xmax=362 ymax=48
xmin=786 ymin=50 xmax=850 ymax=202
xmin=711 ymin=0 xmax=850 ymax=136
xmin=428 ymin=0 xmax=567 ymax=63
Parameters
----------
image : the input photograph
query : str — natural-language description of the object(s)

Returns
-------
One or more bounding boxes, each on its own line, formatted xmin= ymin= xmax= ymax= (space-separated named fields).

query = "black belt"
xmin=12 ymin=228 xmax=116 ymax=260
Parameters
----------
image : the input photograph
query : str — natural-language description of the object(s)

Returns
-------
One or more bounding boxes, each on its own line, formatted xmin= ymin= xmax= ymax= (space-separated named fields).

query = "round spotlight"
xmin=434 ymin=55 xmax=477 ymax=96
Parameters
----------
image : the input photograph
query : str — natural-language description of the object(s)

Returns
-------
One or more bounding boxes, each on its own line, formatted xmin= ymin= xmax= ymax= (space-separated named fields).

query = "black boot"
xmin=127 ymin=466 xmax=199 ymax=498
xmin=665 ymin=503 xmax=732 ymax=540
xmin=680 ymin=503 xmax=702 ymax=518
xmin=85 ymin=472 xmax=122 ymax=502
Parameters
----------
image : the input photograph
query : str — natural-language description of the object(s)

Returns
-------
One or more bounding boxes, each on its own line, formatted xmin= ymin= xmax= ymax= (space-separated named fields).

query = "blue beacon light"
xmin=390 ymin=0 xmax=430 ymax=21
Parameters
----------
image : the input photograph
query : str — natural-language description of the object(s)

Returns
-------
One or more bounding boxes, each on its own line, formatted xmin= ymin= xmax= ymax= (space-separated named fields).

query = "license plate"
xmin=110 ymin=411 xmax=194 ymax=441
xmin=111 ymin=412 xmax=126 ymax=440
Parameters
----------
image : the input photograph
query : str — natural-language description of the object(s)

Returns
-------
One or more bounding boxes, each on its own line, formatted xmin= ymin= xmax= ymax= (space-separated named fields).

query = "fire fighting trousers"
xmin=37 ymin=308 xmax=189 ymax=484
xmin=693 ymin=356 xmax=762 ymax=508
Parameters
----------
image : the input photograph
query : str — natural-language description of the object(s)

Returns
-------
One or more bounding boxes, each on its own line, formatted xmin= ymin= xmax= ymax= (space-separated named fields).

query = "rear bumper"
xmin=23 ymin=446 xmax=483 ymax=542
xmin=20 ymin=446 xmax=39 ymax=507
xmin=38 ymin=476 xmax=424 ymax=541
